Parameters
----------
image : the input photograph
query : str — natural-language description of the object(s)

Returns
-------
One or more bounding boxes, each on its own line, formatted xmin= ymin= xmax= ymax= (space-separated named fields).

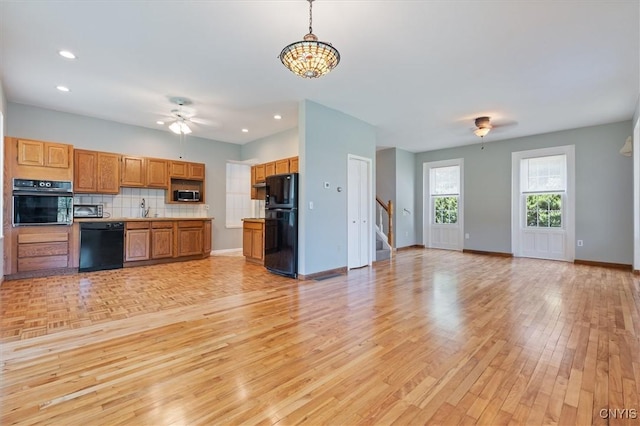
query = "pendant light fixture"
xmin=279 ymin=0 xmax=340 ymax=78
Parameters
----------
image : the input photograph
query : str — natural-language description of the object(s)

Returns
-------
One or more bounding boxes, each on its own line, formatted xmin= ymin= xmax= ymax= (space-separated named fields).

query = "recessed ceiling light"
xmin=56 ymin=85 xmax=70 ymax=92
xmin=242 ymin=128 xmax=249 ymax=133
xmin=58 ymin=50 xmax=76 ymax=59
xmin=156 ymin=120 xmax=165 ymax=125
xmin=274 ymin=114 xmax=282 ymax=120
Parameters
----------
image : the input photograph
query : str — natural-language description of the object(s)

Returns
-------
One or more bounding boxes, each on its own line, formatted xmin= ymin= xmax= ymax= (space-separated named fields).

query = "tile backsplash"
xmin=74 ymin=188 xmax=208 ymax=219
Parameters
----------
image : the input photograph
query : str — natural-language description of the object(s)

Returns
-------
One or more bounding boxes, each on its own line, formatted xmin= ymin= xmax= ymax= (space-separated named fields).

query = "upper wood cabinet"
xmin=17 ymin=139 xmax=70 ymax=168
xmin=255 ymin=164 xmax=266 ymax=183
xmin=265 ymin=161 xmax=276 ymax=178
xmin=121 ymin=156 xmax=168 ymax=188
xmin=146 ymin=158 xmax=168 ymax=188
xmin=289 ymin=156 xmax=299 ymax=173
xmin=275 ymin=159 xmax=289 ymax=175
xmin=74 ymin=149 xmax=120 ymax=194
xmin=121 ymin=156 xmax=145 ymax=187
xmin=169 ymin=161 xmax=205 ymax=181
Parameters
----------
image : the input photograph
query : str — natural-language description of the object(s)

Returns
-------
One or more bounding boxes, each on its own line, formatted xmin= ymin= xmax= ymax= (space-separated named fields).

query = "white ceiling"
xmin=1 ymin=1 xmax=638 ymax=153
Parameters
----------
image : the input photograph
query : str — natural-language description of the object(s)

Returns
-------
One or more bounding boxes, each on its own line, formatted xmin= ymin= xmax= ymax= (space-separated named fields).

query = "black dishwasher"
xmin=79 ymin=222 xmax=125 ymax=272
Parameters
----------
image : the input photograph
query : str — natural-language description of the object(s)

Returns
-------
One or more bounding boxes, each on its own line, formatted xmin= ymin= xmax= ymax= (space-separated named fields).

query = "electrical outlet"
xmin=323 ymin=182 xmax=330 ymax=189
xmin=204 ymin=204 xmax=209 ymax=210
xmin=577 ymin=240 xmax=583 ymax=246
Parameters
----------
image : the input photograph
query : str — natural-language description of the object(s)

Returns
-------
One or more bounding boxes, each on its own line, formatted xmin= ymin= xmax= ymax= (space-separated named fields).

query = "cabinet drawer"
xmin=126 ymin=221 xmax=150 ymax=229
xmin=177 ymin=220 xmax=203 ymax=228
xmin=243 ymin=221 xmax=263 ymax=231
xmin=18 ymin=242 xmax=68 ymax=258
xmin=152 ymin=221 xmax=174 ymax=229
xmin=18 ymin=232 xmax=68 ymax=244
xmin=18 ymin=255 xmax=68 ymax=272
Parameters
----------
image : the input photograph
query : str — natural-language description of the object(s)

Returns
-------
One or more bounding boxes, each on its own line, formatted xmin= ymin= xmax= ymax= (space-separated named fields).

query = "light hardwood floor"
xmin=1 ymin=249 xmax=639 ymax=425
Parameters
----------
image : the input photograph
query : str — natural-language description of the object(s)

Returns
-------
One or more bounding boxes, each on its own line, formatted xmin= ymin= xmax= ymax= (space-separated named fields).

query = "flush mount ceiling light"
xmin=58 ymin=50 xmax=76 ymax=59
xmin=473 ymin=116 xmax=492 ymax=138
xmin=279 ymin=0 xmax=340 ymax=78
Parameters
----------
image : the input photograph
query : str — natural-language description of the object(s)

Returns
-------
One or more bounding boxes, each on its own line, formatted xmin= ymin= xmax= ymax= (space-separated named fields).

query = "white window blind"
xmin=225 ymin=162 xmax=251 ymax=228
xmin=430 ymin=165 xmax=460 ymax=195
xmin=520 ymin=154 xmax=566 ymax=193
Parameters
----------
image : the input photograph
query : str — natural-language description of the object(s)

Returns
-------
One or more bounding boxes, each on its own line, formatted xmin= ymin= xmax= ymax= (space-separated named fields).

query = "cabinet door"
xmin=251 ymin=228 xmax=264 ymax=261
xmin=289 ymin=157 xmax=299 ymax=173
xmin=275 ymin=159 xmax=289 ymax=175
xmin=97 ymin=152 xmax=121 ymax=194
xmin=45 ymin=143 xmax=70 ymax=168
xmin=121 ymin=156 xmax=145 ymax=187
xmin=242 ymin=227 xmax=252 ymax=257
xmin=146 ymin=158 xmax=168 ymax=188
xmin=265 ymin=162 xmax=276 ymax=177
xmin=125 ymin=229 xmax=150 ymax=261
xmin=255 ymin=164 xmax=266 ymax=183
xmin=74 ymin=150 xmax=97 ymax=193
xmin=203 ymin=220 xmax=212 ymax=254
xmin=188 ymin=162 xmax=205 ymax=180
xmin=151 ymin=228 xmax=173 ymax=259
xmin=17 ymin=139 xmax=44 ymax=166
xmin=177 ymin=228 xmax=203 ymax=256
xmin=169 ymin=161 xmax=188 ymax=178
xmin=250 ymin=166 xmax=257 ymax=200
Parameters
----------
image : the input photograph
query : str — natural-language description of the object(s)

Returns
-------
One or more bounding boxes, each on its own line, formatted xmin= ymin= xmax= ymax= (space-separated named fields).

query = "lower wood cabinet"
xmin=243 ymin=219 xmax=264 ymax=264
xmin=177 ymin=220 xmax=204 ymax=257
xmin=151 ymin=222 xmax=173 ymax=259
xmin=15 ymin=227 xmax=70 ymax=272
xmin=125 ymin=222 xmax=150 ymax=262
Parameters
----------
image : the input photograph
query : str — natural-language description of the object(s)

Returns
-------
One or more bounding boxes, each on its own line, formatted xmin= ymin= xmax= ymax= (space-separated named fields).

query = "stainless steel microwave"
xmin=173 ymin=190 xmax=200 ymax=202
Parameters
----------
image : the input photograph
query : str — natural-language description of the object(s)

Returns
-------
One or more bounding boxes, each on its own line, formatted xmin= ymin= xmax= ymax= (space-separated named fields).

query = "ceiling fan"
xmin=472 ymin=116 xmax=517 ymax=137
xmin=160 ymin=97 xmax=213 ymax=135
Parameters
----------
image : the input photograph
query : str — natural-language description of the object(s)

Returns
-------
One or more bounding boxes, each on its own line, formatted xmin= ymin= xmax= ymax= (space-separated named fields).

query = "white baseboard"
xmin=211 ymin=248 xmax=243 ymax=256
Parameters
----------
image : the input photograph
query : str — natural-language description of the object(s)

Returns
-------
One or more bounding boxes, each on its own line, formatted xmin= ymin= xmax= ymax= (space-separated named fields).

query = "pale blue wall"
xmin=6 ymin=103 xmax=243 ymax=250
xmin=241 ymin=128 xmax=298 ymax=162
xmin=415 ymin=120 xmax=634 ymax=264
xmin=299 ymin=100 xmax=377 ymax=276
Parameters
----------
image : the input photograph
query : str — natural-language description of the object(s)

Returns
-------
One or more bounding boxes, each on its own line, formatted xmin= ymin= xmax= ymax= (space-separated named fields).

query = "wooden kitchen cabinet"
xmin=15 ymin=227 xmax=70 ymax=272
xmin=289 ymin=156 xmax=299 ymax=173
xmin=275 ymin=159 xmax=289 ymax=175
xmin=203 ymin=220 xmax=212 ymax=254
xmin=17 ymin=139 xmax=70 ymax=168
xmin=243 ymin=220 xmax=264 ymax=264
xmin=121 ymin=156 xmax=168 ymax=188
xmin=169 ymin=161 xmax=205 ymax=181
xmin=176 ymin=220 xmax=204 ymax=256
xmin=121 ymin=156 xmax=145 ymax=187
xmin=255 ymin=164 xmax=266 ymax=183
xmin=146 ymin=158 xmax=168 ymax=188
xmin=125 ymin=222 xmax=150 ymax=261
xmin=151 ymin=222 xmax=173 ymax=259
xmin=265 ymin=161 xmax=276 ymax=178
xmin=74 ymin=149 xmax=120 ymax=194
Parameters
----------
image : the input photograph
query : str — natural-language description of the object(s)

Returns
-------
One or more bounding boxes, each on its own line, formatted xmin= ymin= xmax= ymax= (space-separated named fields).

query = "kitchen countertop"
xmin=242 ymin=218 xmax=265 ymax=223
xmin=74 ymin=217 xmax=214 ymax=222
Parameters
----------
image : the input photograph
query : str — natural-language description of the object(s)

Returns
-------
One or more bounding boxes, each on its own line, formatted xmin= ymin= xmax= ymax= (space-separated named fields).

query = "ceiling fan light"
xmin=169 ymin=121 xmax=191 ymax=135
xmin=474 ymin=127 xmax=491 ymax=138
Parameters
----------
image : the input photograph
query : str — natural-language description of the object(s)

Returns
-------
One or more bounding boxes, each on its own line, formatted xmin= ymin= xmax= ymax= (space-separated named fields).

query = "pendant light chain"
xmin=308 ymin=0 xmax=313 ymax=34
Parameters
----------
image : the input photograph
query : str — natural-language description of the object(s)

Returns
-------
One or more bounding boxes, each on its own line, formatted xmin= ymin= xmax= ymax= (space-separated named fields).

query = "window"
xmin=225 ymin=162 xmax=251 ymax=228
xmin=430 ymin=165 xmax=459 ymax=224
xmin=520 ymin=155 xmax=566 ymax=228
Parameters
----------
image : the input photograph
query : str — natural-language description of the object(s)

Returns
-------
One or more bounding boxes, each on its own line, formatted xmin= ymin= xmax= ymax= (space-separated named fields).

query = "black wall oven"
xmin=13 ymin=178 xmax=73 ymax=226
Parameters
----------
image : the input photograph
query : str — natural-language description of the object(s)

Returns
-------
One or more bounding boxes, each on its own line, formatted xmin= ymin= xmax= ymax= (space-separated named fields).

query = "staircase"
xmin=375 ymin=227 xmax=391 ymax=262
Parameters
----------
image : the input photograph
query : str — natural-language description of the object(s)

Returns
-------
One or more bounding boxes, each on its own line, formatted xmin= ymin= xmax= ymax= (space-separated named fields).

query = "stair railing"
xmin=375 ymin=197 xmax=393 ymax=248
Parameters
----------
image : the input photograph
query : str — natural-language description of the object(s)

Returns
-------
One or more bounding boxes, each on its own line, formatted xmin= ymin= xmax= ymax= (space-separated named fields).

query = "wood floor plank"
xmin=1 ymin=250 xmax=639 ymax=425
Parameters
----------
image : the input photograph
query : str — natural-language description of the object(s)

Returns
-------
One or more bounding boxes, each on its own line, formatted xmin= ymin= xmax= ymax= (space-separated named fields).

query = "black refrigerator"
xmin=264 ymin=173 xmax=298 ymax=278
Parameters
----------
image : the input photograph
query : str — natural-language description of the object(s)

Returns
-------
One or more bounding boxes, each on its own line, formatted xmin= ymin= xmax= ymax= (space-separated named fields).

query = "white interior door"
xmin=512 ymin=146 xmax=575 ymax=261
xmin=423 ymin=159 xmax=463 ymax=251
xmin=348 ymin=156 xmax=371 ymax=269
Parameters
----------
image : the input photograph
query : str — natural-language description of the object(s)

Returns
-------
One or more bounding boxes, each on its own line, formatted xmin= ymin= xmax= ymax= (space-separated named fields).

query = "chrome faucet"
xmin=141 ymin=198 xmax=150 ymax=218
